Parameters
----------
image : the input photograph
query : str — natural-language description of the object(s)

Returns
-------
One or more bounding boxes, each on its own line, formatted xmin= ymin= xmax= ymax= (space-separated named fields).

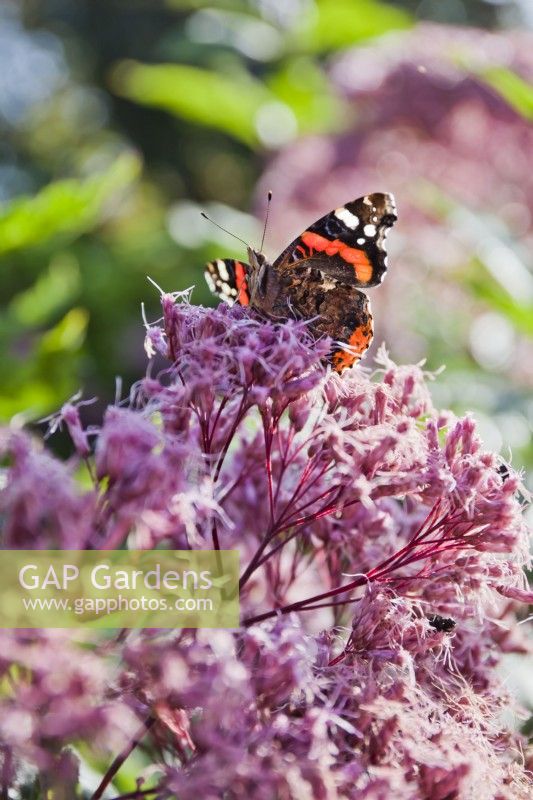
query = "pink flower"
xmin=0 ymin=295 xmax=530 ymax=797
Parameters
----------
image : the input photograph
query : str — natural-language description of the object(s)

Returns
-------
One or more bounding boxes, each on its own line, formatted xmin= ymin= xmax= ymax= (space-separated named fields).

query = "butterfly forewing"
xmin=272 ymin=192 xmax=396 ymax=288
xmin=204 ymin=259 xmax=251 ymax=306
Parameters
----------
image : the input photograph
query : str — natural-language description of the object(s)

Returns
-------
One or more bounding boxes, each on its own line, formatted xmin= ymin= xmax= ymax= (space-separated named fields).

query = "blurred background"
xmin=1 ymin=0 xmax=533 ymax=499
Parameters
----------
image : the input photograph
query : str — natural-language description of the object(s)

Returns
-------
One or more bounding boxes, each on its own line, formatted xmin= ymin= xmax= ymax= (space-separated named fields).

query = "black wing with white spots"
xmin=204 ymin=259 xmax=252 ymax=306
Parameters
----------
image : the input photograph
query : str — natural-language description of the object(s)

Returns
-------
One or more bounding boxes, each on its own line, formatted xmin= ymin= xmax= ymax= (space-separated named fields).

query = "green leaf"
xmin=9 ymin=253 xmax=81 ymax=327
xmin=479 ymin=67 xmax=533 ymax=120
xmin=167 ymin=0 xmax=248 ymax=9
xmin=38 ymin=307 xmax=89 ymax=354
xmin=464 ymin=268 xmax=533 ymax=338
xmin=292 ymin=0 xmax=412 ymax=53
xmin=0 ymin=308 xmax=89 ymax=420
xmin=111 ymin=61 xmax=271 ymax=146
xmin=0 ymin=382 xmax=59 ymax=421
xmin=0 ymin=152 xmax=140 ymax=255
xmin=268 ymin=57 xmax=345 ymax=134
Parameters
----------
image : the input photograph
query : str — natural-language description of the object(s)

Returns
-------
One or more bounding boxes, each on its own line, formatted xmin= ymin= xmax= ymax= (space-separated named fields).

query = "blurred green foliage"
xmin=291 ymin=0 xmax=411 ymax=51
xmin=0 ymin=153 xmax=140 ymax=255
xmin=112 ymin=58 xmax=345 ymax=145
xmin=465 ymin=265 xmax=533 ymax=338
xmin=112 ymin=61 xmax=274 ymax=146
xmin=481 ymin=66 xmax=533 ymax=119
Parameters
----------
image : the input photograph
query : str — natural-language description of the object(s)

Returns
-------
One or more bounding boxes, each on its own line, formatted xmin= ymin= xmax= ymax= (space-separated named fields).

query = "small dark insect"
xmin=496 ymin=461 xmax=528 ymax=507
xmin=428 ymin=615 xmax=456 ymax=633
xmin=497 ymin=463 xmax=510 ymax=482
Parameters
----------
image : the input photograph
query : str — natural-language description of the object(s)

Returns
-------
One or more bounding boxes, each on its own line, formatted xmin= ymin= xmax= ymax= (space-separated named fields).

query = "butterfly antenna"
xmin=200 ymin=212 xmax=250 ymax=249
xmin=260 ymin=190 xmax=272 ymax=253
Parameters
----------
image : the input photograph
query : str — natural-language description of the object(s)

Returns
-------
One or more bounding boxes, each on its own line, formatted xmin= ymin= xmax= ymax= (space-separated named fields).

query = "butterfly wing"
xmin=272 ymin=192 xmax=396 ymax=288
xmin=276 ymin=265 xmax=374 ymax=372
xmin=204 ymin=259 xmax=251 ymax=306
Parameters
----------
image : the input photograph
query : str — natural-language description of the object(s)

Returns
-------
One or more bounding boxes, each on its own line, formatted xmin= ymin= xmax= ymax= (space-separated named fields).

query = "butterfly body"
xmin=204 ymin=193 xmax=397 ymax=372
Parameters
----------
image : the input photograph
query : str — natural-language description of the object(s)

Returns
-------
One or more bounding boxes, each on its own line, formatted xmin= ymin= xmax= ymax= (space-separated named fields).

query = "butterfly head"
xmin=247 ymin=247 xmax=272 ymax=306
xmin=248 ymin=247 xmax=267 ymax=269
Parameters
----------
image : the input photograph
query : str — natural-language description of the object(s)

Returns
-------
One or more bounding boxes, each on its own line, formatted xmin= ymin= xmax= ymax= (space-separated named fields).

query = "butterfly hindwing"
xmin=204 ymin=259 xmax=251 ymax=306
xmin=274 ymin=265 xmax=374 ymax=371
xmin=272 ymin=192 xmax=397 ymax=288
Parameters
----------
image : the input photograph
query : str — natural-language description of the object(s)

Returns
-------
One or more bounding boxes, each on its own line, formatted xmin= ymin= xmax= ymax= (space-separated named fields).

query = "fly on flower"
xmin=428 ymin=615 xmax=456 ymax=633
xmin=204 ymin=192 xmax=397 ymax=372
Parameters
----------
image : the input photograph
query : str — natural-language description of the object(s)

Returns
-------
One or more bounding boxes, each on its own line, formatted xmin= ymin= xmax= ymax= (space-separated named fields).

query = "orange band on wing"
xmin=301 ymin=231 xmax=331 ymax=251
xmin=332 ymin=324 xmax=373 ymax=373
xmin=347 ymin=325 xmax=372 ymax=352
xmin=301 ymin=232 xmax=373 ymax=283
xmin=235 ymin=261 xmax=250 ymax=305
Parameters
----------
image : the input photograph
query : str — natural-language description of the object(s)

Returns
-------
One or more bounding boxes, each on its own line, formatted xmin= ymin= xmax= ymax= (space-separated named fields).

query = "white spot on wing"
xmin=334 ymin=207 xmax=359 ymax=229
xmin=320 ymin=277 xmax=337 ymax=290
xmin=363 ymin=196 xmax=372 ymax=206
xmin=376 ymin=227 xmax=389 ymax=250
xmin=205 ymin=270 xmax=216 ymax=292
xmin=364 ymin=224 xmax=376 ymax=236
xmin=357 ymin=237 xmax=365 ymax=245
xmin=217 ymin=259 xmax=230 ymax=281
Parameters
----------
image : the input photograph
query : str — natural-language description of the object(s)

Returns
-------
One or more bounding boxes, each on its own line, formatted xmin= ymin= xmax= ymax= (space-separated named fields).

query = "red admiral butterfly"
xmin=204 ymin=193 xmax=397 ymax=372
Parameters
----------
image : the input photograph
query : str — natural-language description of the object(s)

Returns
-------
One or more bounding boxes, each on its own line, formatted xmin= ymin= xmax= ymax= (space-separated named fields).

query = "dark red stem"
xmin=91 ymin=716 xmax=155 ymax=800
xmin=109 ymin=790 xmax=159 ymax=799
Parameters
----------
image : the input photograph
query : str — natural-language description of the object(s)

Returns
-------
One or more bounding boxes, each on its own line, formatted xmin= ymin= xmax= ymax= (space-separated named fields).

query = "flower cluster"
xmin=0 ymin=294 xmax=531 ymax=798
